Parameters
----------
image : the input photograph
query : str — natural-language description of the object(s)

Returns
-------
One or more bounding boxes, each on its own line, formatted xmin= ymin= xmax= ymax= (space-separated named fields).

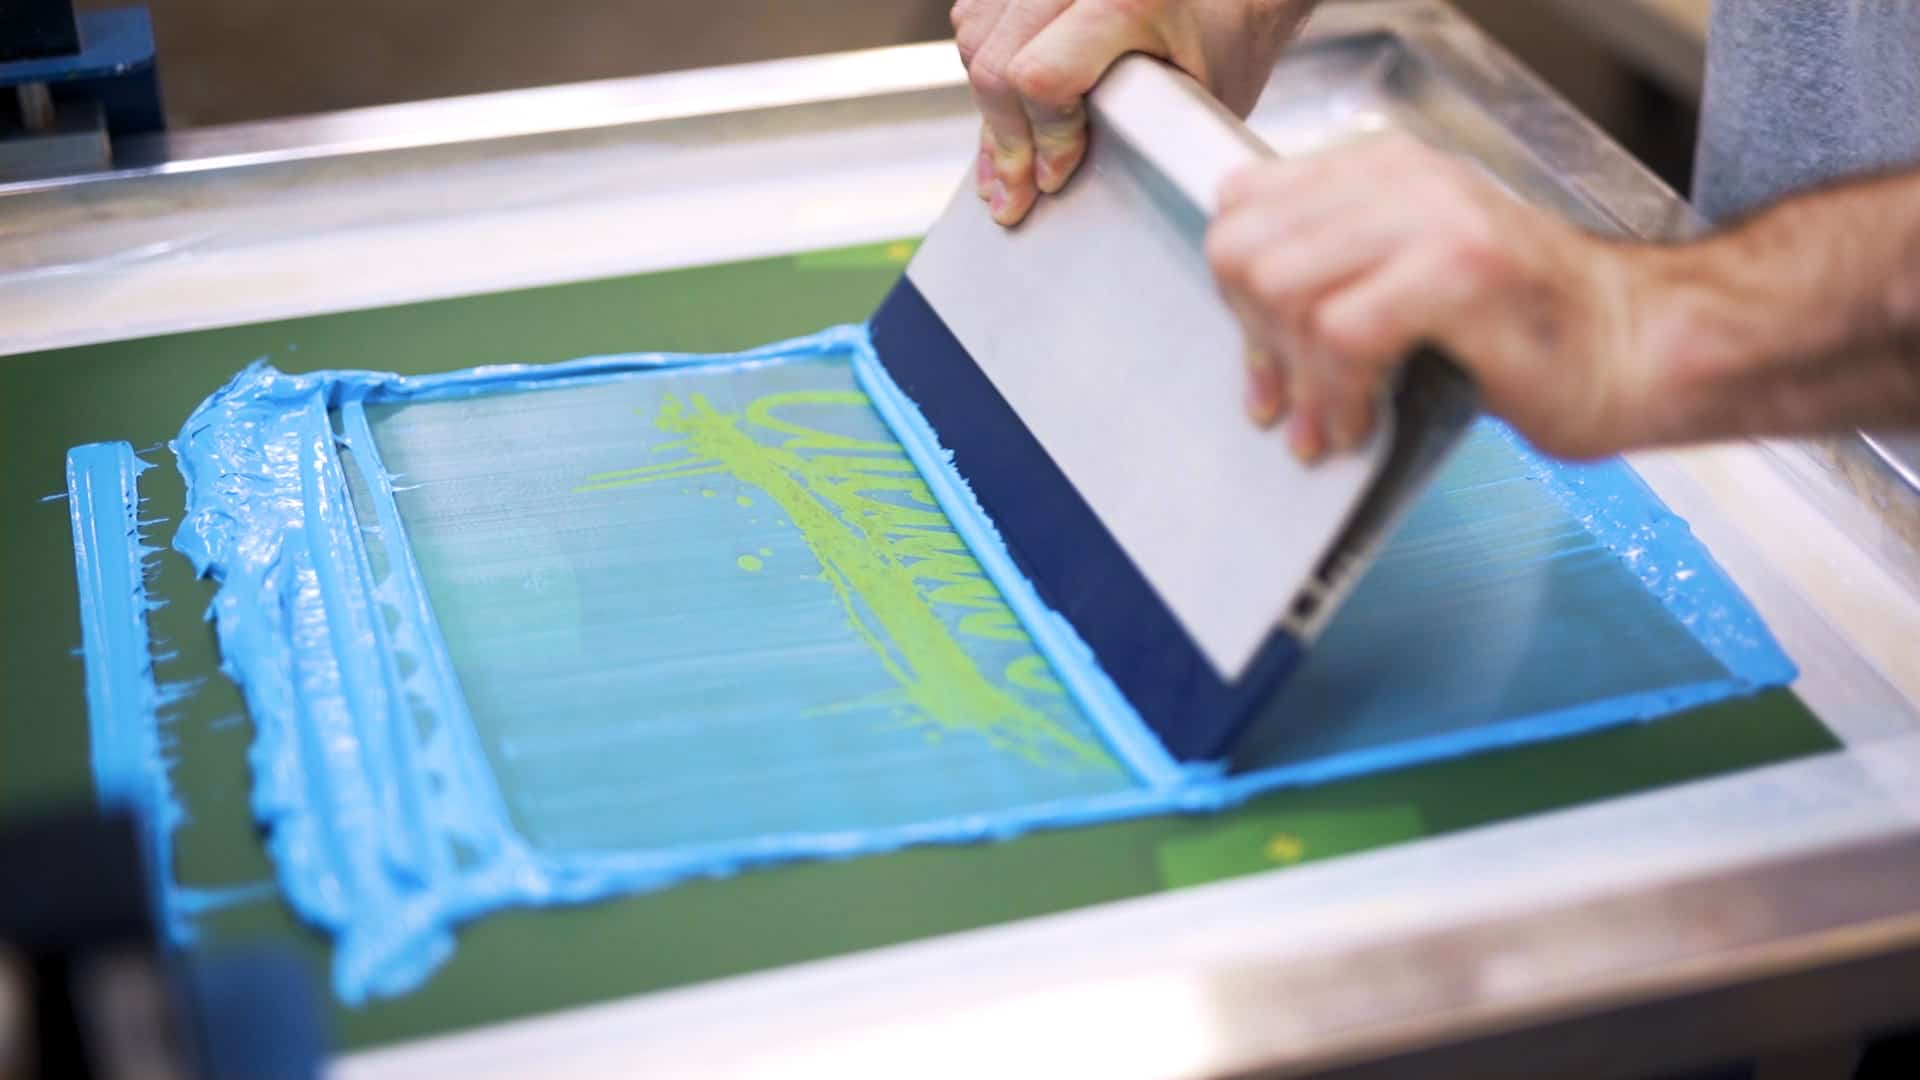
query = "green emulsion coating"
xmin=736 ymin=554 xmax=764 ymax=572
xmin=1153 ymin=805 xmax=1426 ymax=890
xmin=790 ymin=238 xmax=919 ymax=271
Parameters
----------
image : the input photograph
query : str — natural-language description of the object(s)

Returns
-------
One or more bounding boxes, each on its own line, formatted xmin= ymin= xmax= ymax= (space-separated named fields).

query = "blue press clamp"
xmin=1 ymin=6 xmax=164 ymax=138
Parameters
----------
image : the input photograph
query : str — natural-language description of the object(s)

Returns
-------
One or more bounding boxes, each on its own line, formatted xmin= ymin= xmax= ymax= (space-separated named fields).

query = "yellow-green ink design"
xmin=578 ymin=390 xmax=1112 ymax=770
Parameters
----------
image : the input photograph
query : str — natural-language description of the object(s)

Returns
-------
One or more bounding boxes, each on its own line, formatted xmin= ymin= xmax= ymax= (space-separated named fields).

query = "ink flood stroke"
xmin=70 ymin=324 xmax=1795 ymax=1002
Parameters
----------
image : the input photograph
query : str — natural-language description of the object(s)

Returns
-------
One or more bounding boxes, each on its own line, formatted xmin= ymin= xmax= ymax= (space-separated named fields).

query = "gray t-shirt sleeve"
xmin=1694 ymin=0 xmax=1920 ymax=223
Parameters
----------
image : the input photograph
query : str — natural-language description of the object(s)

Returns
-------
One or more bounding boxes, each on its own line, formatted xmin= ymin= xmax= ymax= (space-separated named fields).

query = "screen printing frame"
xmin=7 ymin=3 xmax=1920 ymax=1075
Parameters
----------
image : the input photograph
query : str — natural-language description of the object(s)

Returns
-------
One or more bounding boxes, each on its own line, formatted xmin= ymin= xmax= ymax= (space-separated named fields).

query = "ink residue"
xmin=135 ymin=324 xmax=1796 ymax=1002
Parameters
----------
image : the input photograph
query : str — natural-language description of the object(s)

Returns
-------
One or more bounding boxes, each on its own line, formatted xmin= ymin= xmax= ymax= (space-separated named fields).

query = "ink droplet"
xmin=736 ymin=554 xmax=764 ymax=572
xmin=736 ymin=495 xmax=753 ymax=507
xmin=701 ymin=488 xmax=716 ymax=498
xmin=758 ymin=547 xmax=772 ymax=557
xmin=1264 ymin=834 xmax=1305 ymax=863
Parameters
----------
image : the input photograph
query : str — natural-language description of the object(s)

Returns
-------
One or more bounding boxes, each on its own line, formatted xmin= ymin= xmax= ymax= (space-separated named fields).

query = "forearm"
xmin=1629 ymin=168 xmax=1920 ymax=446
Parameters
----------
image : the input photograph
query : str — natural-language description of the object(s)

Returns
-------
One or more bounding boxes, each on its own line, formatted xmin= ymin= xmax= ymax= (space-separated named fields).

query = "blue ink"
xmin=69 ymin=443 xmax=163 ymax=807
xmin=128 ymin=325 xmax=1796 ymax=1002
xmin=173 ymin=880 xmax=280 ymax=917
xmin=65 ymin=443 xmax=195 ymax=939
xmin=1221 ymin=421 xmax=1795 ymax=790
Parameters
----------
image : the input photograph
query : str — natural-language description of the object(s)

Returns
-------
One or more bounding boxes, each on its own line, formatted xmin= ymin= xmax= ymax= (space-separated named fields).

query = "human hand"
xmin=1207 ymin=133 xmax=1665 ymax=461
xmin=952 ymin=0 xmax=1314 ymax=225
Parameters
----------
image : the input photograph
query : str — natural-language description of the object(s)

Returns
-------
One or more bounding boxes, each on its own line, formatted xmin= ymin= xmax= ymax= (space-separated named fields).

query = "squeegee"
xmin=868 ymin=56 xmax=1478 ymax=762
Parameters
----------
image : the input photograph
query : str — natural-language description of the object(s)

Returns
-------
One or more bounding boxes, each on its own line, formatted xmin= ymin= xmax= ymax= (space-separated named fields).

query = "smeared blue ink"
xmin=65 ymin=443 xmax=196 ymax=939
xmin=1510 ymin=423 xmax=1795 ymax=685
xmin=142 ymin=325 xmax=1795 ymax=1003
xmin=174 ymin=880 xmax=280 ymax=917
xmin=69 ymin=443 xmax=163 ymax=805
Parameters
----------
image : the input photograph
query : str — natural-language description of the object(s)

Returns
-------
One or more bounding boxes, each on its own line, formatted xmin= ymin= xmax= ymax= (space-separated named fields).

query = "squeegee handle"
xmin=1088 ymin=54 xmax=1274 ymax=217
xmin=1092 ymin=56 xmax=1482 ymax=413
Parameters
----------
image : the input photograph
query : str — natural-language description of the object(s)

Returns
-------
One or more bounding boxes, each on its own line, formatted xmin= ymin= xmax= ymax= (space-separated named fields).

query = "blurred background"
xmin=89 ymin=0 xmax=1705 ymax=189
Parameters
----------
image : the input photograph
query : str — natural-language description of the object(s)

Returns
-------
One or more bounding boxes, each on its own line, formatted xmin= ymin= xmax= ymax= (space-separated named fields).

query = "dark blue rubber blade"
xmin=869 ymin=275 xmax=1303 ymax=761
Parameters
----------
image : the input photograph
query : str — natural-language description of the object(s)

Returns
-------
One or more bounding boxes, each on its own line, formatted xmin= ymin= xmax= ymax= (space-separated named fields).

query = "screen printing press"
xmin=6 ymin=3 xmax=1920 ymax=1076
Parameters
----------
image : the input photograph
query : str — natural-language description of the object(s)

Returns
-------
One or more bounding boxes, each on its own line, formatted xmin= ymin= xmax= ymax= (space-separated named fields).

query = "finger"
xmin=1222 ymin=212 xmax=1412 ymax=330
xmin=1206 ymin=171 xmax=1405 ymax=293
xmin=970 ymin=0 xmax=1073 ymax=225
xmin=1291 ymin=336 xmax=1383 ymax=460
xmin=1284 ymin=311 xmax=1378 ymax=462
xmin=975 ymin=124 xmax=995 ymax=198
xmin=1007 ymin=0 xmax=1166 ymax=109
xmin=1287 ymin=369 xmax=1327 ymax=462
xmin=1025 ymin=98 xmax=1086 ymax=194
xmin=1211 ymin=205 xmax=1407 ymax=458
xmin=1217 ymin=155 xmax=1318 ymax=212
xmin=1279 ymin=321 xmax=1330 ymax=463
xmin=1008 ymin=2 xmax=1163 ymax=193
xmin=1207 ymin=197 xmax=1317 ymax=288
xmin=1318 ymin=371 xmax=1378 ymax=453
xmin=971 ymin=82 xmax=1037 ymax=224
xmin=952 ymin=0 xmax=992 ymax=61
xmin=1218 ymin=284 xmax=1291 ymax=427
xmin=1305 ymin=245 xmax=1483 ymax=452
xmin=954 ymin=2 xmax=1008 ymax=201
xmin=1243 ymin=342 xmax=1288 ymax=427
xmin=1313 ymin=245 xmax=1476 ymax=384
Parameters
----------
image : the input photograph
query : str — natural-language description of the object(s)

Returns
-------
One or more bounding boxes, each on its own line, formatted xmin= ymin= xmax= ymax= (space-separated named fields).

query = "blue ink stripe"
xmin=337 ymin=401 xmax=522 ymax=879
xmin=327 ymin=408 xmax=445 ymax=886
xmin=65 ymin=442 xmax=202 ymax=941
xmin=1212 ymin=678 xmax=1773 ymax=805
xmin=68 ymin=442 xmax=161 ymax=809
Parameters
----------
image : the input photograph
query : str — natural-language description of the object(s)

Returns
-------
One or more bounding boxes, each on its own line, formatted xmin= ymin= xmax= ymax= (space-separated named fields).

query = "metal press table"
xmin=4 ymin=3 xmax=1920 ymax=1076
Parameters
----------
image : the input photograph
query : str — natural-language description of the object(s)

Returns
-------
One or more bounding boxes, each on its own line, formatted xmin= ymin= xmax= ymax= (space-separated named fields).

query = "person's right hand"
xmin=953 ymin=0 xmax=1315 ymax=225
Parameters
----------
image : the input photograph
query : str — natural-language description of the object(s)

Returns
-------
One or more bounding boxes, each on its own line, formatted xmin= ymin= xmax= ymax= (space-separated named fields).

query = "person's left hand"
xmin=1206 ymin=133 xmax=1661 ymax=461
